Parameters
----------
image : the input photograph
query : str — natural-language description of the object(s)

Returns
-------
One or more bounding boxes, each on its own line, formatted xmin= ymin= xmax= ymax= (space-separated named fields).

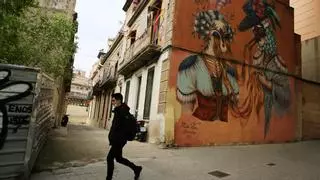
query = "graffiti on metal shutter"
xmin=0 ymin=69 xmax=33 ymax=149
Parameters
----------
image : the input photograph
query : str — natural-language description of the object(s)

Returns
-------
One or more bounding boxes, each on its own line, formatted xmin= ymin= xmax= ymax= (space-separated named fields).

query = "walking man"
xmin=107 ymin=93 xmax=142 ymax=180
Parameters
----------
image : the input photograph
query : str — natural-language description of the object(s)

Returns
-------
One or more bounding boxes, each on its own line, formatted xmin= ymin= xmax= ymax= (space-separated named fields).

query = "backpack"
xmin=125 ymin=113 xmax=138 ymax=141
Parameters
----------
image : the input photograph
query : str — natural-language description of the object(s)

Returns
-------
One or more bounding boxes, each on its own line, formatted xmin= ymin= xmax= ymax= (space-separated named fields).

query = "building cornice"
xmin=101 ymin=33 xmax=124 ymax=65
xmin=122 ymin=0 xmax=133 ymax=12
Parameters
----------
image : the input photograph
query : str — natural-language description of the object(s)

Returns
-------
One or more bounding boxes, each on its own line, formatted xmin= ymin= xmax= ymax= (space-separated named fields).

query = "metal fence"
xmin=0 ymin=64 xmax=54 ymax=180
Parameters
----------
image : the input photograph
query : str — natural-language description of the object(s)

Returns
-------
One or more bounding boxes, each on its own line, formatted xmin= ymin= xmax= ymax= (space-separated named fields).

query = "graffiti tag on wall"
xmin=180 ymin=121 xmax=201 ymax=138
xmin=0 ymin=69 xmax=33 ymax=149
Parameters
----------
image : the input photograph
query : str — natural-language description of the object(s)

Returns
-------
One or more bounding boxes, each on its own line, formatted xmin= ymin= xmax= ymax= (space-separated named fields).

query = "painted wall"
xmin=168 ymin=0 xmax=300 ymax=146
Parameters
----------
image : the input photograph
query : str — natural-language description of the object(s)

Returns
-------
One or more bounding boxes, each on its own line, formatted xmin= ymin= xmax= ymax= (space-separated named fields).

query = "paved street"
xmin=31 ymin=106 xmax=320 ymax=180
xmin=31 ymin=141 xmax=320 ymax=180
xmin=33 ymin=105 xmax=108 ymax=172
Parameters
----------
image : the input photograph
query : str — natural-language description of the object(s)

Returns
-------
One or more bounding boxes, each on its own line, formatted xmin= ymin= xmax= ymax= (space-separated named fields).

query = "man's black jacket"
xmin=108 ymin=103 xmax=130 ymax=145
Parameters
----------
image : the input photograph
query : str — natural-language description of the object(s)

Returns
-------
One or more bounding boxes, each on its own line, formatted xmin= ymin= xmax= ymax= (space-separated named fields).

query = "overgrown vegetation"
xmin=0 ymin=0 xmax=35 ymax=20
xmin=0 ymin=0 xmax=77 ymax=78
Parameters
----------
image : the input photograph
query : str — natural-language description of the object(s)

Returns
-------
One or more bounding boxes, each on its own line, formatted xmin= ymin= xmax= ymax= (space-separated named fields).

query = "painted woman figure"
xmin=238 ymin=0 xmax=291 ymax=137
xmin=176 ymin=10 xmax=239 ymax=122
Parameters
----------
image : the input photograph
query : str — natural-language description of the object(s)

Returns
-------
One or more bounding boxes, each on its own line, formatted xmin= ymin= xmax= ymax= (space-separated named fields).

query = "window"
xmin=101 ymin=93 xmax=107 ymax=120
xmin=143 ymin=67 xmax=155 ymax=119
xmin=132 ymin=0 xmax=140 ymax=11
xmin=124 ymin=80 xmax=131 ymax=104
xmin=149 ymin=0 xmax=162 ymax=45
xmin=135 ymin=76 xmax=142 ymax=118
xmin=129 ymin=30 xmax=137 ymax=45
xmin=109 ymin=89 xmax=115 ymax=118
xmin=114 ymin=62 xmax=118 ymax=77
xmin=94 ymin=95 xmax=101 ymax=120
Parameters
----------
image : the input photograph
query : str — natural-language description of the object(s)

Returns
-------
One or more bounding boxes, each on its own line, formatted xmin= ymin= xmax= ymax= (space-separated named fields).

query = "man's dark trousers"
xmin=106 ymin=143 xmax=137 ymax=180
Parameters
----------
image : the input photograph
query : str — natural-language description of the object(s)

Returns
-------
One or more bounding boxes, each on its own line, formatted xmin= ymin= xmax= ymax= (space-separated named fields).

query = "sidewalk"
xmin=33 ymin=105 xmax=109 ymax=172
xmin=31 ymin=140 xmax=320 ymax=180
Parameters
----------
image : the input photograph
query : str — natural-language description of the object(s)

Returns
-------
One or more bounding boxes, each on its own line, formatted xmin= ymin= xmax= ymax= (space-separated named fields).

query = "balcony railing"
xmin=123 ymin=30 xmax=150 ymax=64
xmin=100 ymin=65 xmax=118 ymax=88
xmin=119 ymin=27 xmax=161 ymax=77
xmin=91 ymin=70 xmax=103 ymax=95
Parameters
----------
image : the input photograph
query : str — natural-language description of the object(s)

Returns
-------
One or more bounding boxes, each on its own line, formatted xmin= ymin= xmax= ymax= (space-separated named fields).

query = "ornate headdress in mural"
xmin=193 ymin=10 xmax=234 ymax=49
xmin=238 ymin=0 xmax=280 ymax=32
xmin=239 ymin=0 xmax=280 ymax=56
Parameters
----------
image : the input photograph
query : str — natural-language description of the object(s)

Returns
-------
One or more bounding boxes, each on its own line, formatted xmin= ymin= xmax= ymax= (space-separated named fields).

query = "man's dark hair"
xmin=112 ymin=93 xmax=123 ymax=102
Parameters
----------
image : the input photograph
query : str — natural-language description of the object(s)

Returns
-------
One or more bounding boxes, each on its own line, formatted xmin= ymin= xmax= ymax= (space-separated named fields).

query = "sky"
xmin=74 ymin=0 xmax=126 ymax=77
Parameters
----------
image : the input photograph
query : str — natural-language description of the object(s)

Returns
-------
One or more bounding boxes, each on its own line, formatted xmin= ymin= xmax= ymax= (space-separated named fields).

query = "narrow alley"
xmin=29 ymin=106 xmax=320 ymax=180
xmin=32 ymin=105 xmax=108 ymax=172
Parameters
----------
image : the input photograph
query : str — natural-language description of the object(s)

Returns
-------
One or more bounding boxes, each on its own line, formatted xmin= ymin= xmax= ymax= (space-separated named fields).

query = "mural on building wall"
xmin=0 ymin=69 xmax=33 ymax=149
xmin=236 ymin=0 xmax=291 ymax=137
xmin=177 ymin=2 xmax=239 ymax=122
xmin=175 ymin=0 xmax=294 ymax=144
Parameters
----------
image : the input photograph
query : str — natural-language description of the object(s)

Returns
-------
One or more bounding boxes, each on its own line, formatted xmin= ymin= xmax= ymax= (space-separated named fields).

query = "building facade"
xmin=290 ymin=0 xmax=320 ymax=139
xmin=66 ymin=69 xmax=91 ymax=106
xmin=88 ymin=61 xmax=102 ymax=126
xmin=290 ymin=0 xmax=320 ymax=82
xmin=38 ymin=0 xmax=77 ymax=15
xmin=290 ymin=0 xmax=320 ymax=41
xmin=170 ymin=0 xmax=300 ymax=146
xmin=91 ymin=0 xmax=302 ymax=146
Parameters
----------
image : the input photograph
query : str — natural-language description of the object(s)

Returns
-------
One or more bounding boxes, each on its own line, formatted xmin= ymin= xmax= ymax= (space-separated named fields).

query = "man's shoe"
xmin=134 ymin=166 xmax=142 ymax=180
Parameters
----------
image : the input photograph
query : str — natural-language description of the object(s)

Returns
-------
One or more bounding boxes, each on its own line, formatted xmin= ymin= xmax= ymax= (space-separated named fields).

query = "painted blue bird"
xmin=238 ymin=0 xmax=284 ymax=138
